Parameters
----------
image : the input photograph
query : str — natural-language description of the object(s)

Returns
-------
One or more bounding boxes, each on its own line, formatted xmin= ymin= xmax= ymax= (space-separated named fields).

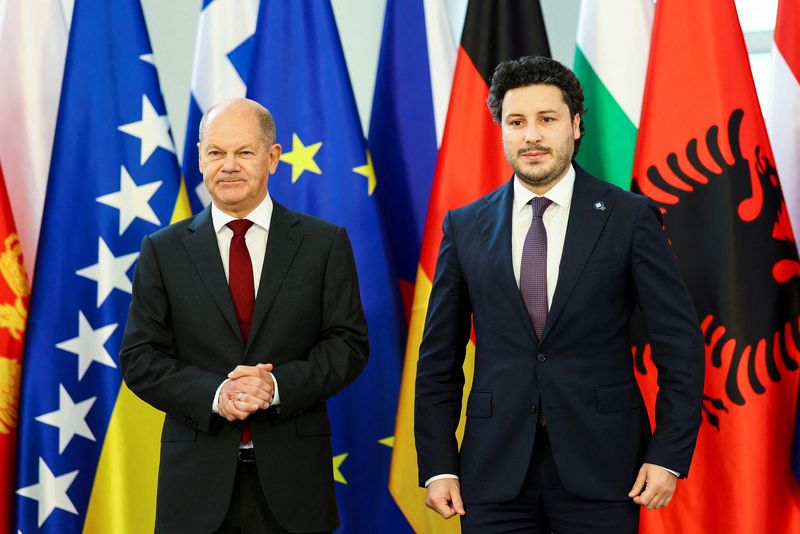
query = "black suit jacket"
xmin=120 ymin=201 xmax=368 ymax=533
xmin=415 ymin=166 xmax=704 ymax=504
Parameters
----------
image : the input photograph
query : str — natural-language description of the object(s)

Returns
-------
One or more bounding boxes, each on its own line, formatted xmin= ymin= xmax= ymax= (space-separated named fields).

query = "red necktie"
xmin=227 ymin=219 xmax=255 ymax=444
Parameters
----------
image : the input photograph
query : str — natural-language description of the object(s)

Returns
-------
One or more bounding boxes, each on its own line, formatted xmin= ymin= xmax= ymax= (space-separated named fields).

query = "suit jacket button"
xmin=530 ymin=404 xmax=538 ymax=414
xmin=537 ymin=353 xmax=546 ymax=362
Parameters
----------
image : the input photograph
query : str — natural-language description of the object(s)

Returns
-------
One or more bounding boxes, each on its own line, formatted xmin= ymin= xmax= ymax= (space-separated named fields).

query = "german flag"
xmin=631 ymin=0 xmax=800 ymax=531
xmin=0 ymin=163 xmax=29 ymax=532
xmin=389 ymin=2 xmax=549 ymax=531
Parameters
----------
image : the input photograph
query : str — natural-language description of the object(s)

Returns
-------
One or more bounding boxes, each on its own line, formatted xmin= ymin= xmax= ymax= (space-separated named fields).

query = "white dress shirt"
xmin=209 ymin=193 xmax=281 ymax=416
xmin=511 ymin=166 xmax=574 ymax=300
xmin=426 ymin=165 xmax=678 ymax=486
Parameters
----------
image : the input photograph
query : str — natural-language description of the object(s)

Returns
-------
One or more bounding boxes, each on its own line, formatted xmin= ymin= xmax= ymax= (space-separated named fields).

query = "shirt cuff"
xmin=211 ymin=379 xmax=229 ymax=413
xmin=425 ymin=474 xmax=459 ymax=487
xmin=654 ymin=464 xmax=680 ymax=478
xmin=270 ymin=372 xmax=281 ymax=406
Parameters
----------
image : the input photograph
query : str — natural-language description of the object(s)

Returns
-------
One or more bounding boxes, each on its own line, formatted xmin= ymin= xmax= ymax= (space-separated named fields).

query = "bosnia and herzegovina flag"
xmin=14 ymin=0 xmax=190 ymax=531
xmin=181 ymin=0 xmax=259 ymax=213
xmin=630 ymin=0 xmax=800 ymax=532
xmin=573 ymin=0 xmax=653 ymax=190
xmin=245 ymin=1 xmax=410 ymax=532
xmin=389 ymin=1 xmax=550 ymax=532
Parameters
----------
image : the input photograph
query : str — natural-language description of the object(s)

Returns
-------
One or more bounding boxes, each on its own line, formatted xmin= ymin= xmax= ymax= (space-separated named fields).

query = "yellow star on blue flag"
xmin=246 ymin=1 xmax=408 ymax=531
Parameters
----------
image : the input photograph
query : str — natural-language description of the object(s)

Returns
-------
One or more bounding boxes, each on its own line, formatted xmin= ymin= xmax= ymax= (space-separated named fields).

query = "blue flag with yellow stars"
xmin=246 ymin=1 xmax=411 ymax=531
xmin=14 ymin=0 xmax=187 ymax=531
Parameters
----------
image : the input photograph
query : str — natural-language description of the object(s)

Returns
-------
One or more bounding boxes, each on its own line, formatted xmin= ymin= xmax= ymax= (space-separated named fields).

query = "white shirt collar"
xmin=513 ymin=164 xmax=576 ymax=213
xmin=211 ymin=193 xmax=274 ymax=233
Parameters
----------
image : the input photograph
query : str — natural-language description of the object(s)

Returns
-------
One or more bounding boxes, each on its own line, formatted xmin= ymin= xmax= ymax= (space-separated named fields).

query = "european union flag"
xmin=14 ymin=0 xmax=183 ymax=531
xmin=246 ymin=1 xmax=411 ymax=531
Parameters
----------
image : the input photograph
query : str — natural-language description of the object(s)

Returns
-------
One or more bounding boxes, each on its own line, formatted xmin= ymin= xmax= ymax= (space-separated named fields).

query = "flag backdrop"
xmin=181 ymin=0 xmax=260 ymax=213
xmin=767 ymin=0 xmax=800 ymax=254
xmin=573 ymin=0 xmax=653 ymax=189
xmin=389 ymin=1 xmax=550 ymax=531
xmin=367 ymin=0 xmax=455 ymax=319
xmin=769 ymin=0 xmax=800 ymax=483
xmin=0 ymin=0 xmax=67 ymax=276
xmin=0 ymin=162 xmax=29 ymax=532
xmin=13 ymin=0 xmax=190 ymax=531
xmin=245 ymin=1 xmax=410 ymax=531
xmin=631 ymin=0 xmax=800 ymax=532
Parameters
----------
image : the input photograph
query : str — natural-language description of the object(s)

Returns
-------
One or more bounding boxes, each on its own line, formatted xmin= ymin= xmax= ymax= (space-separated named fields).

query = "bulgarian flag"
xmin=0 ymin=162 xmax=30 ymax=532
xmin=631 ymin=0 xmax=800 ymax=532
xmin=573 ymin=0 xmax=653 ymax=189
xmin=389 ymin=1 xmax=550 ymax=532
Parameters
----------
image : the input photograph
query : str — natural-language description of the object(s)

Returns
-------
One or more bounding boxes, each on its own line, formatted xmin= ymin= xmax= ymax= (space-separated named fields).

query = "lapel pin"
xmin=593 ymin=201 xmax=606 ymax=211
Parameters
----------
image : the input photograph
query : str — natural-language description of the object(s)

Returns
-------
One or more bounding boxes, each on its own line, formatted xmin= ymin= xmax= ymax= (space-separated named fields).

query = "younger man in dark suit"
xmin=415 ymin=56 xmax=704 ymax=533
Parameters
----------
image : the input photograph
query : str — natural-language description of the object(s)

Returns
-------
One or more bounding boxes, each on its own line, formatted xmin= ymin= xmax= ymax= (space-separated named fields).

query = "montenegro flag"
xmin=631 ymin=0 xmax=800 ymax=532
xmin=389 ymin=1 xmax=550 ymax=532
xmin=0 ymin=163 xmax=29 ymax=533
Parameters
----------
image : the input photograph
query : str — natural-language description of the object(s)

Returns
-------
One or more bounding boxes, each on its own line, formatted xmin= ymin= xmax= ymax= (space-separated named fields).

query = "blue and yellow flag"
xmin=246 ymin=1 xmax=410 ymax=531
xmin=14 ymin=0 xmax=188 ymax=531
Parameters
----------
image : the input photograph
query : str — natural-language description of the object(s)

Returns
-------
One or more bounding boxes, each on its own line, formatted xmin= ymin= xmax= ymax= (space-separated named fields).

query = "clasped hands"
xmin=218 ymin=363 xmax=274 ymax=422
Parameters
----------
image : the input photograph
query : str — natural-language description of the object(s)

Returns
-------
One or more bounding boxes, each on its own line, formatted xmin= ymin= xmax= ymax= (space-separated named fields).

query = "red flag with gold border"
xmin=0 ymin=162 xmax=29 ymax=532
xmin=631 ymin=0 xmax=800 ymax=531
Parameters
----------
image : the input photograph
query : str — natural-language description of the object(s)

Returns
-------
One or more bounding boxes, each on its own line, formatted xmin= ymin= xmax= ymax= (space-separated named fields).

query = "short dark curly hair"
xmin=487 ymin=56 xmax=585 ymax=156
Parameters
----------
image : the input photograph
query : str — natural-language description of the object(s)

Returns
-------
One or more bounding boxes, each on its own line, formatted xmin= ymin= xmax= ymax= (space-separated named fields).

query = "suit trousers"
xmin=460 ymin=426 xmax=639 ymax=534
xmin=213 ymin=460 xmax=332 ymax=534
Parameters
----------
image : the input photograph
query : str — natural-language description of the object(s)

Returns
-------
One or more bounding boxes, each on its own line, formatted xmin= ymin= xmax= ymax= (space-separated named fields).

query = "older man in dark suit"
xmin=415 ymin=56 xmax=704 ymax=533
xmin=120 ymin=98 xmax=367 ymax=534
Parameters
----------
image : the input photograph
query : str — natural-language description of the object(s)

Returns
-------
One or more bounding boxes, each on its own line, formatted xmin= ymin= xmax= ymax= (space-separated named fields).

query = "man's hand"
xmin=218 ymin=363 xmax=274 ymax=422
xmin=425 ymin=478 xmax=465 ymax=519
xmin=628 ymin=463 xmax=678 ymax=510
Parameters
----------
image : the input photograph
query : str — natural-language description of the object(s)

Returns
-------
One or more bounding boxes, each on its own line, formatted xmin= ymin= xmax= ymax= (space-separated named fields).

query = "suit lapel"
xmin=477 ymin=179 xmax=539 ymax=344
xmin=542 ymin=167 xmax=615 ymax=341
xmin=246 ymin=201 xmax=302 ymax=351
xmin=183 ymin=207 xmax=241 ymax=339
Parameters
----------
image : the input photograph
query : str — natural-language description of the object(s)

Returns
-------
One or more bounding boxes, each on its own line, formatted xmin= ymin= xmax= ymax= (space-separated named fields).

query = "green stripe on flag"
xmin=573 ymin=47 xmax=638 ymax=190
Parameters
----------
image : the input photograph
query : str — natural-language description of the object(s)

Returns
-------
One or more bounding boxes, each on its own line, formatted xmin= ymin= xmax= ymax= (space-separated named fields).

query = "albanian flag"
xmin=631 ymin=0 xmax=800 ymax=532
xmin=389 ymin=1 xmax=549 ymax=532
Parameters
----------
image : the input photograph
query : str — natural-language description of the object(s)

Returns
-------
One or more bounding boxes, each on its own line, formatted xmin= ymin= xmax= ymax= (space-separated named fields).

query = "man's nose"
xmin=221 ymin=153 xmax=238 ymax=171
xmin=524 ymin=124 xmax=542 ymax=144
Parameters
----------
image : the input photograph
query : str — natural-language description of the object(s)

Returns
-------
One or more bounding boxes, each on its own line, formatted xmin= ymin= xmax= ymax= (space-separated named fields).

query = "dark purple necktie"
xmin=520 ymin=197 xmax=552 ymax=340
xmin=227 ymin=219 xmax=254 ymax=445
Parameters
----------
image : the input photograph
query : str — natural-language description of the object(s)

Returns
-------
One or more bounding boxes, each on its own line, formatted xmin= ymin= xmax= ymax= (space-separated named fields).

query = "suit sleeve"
xmin=631 ymin=198 xmax=705 ymax=476
xmin=120 ymin=235 xmax=228 ymax=434
xmin=414 ymin=210 xmax=473 ymax=485
xmin=269 ymin=226 xmax=368 ymax=416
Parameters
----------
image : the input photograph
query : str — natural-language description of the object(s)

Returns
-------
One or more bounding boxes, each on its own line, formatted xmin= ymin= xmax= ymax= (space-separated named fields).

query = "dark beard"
xmin=512 ymin=152 xmax=571 ymax=189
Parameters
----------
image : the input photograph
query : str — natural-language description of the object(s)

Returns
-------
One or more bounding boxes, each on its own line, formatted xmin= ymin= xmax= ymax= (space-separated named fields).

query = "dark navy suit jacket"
xmin=415 ymin=166 xmax=704 ymax=503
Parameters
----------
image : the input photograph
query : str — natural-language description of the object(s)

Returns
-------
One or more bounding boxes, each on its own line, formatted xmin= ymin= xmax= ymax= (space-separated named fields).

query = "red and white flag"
xmin=766 ymin=0 xmax=800 ymax=251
